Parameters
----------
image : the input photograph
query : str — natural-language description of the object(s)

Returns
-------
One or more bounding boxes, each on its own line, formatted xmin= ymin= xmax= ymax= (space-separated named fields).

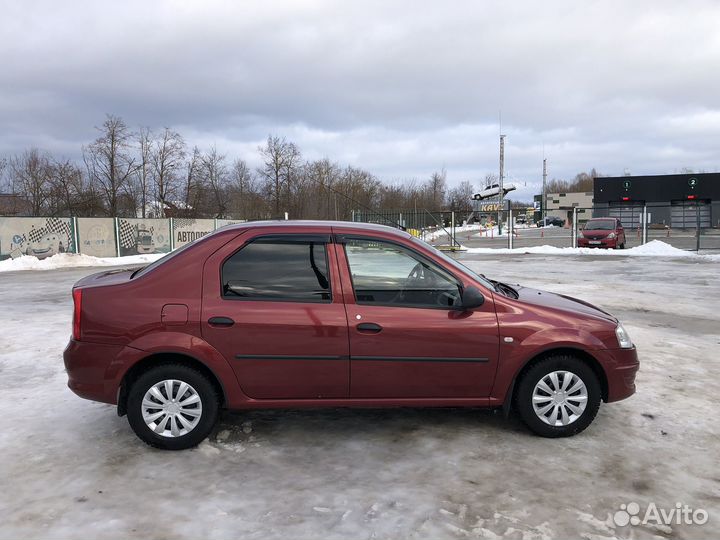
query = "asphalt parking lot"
xmin=1 ymin=253 xmax=718 ymax=539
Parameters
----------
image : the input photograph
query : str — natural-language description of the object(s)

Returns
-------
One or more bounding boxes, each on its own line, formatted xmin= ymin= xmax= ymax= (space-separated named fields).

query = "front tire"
xmin=127 ymin=364 xmax=219 ymax=450
xmin=515 ymin=355 xmax=601 ymax=437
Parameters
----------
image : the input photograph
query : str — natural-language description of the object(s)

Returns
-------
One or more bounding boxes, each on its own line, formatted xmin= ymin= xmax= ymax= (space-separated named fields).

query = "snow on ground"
xmin=423 ymin=223 xmax=485 ymax=241
xmin=0 ymin=252 xmax=165 ymax=272
xmin=465 ymin=239 xmax=720 ymax=260
xmin=1 ymin=255 xmax=719 ymax=539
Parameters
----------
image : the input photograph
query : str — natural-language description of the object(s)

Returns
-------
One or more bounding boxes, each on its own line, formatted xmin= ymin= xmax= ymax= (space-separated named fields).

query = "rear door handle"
xmin=208 ymin=316 xmax=235 ymax=327
xmin=356 ymin=322 xmax=382 ymax=334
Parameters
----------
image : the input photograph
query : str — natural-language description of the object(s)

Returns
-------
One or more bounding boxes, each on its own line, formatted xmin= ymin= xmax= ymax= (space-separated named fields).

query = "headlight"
xmin=578 ymin=231 xmax=584 ymax=238
xmin=615 ymin=324 xmax=633 ymax=349
xmin=607 ymin=232 xmax=616 ymax=239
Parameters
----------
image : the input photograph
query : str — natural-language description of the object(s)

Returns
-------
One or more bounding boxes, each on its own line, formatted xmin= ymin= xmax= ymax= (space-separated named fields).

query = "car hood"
xmin=582 ymin=228 xmax=613 ymax=236
xmin=514 ymin=285 xmax=617 ymax=323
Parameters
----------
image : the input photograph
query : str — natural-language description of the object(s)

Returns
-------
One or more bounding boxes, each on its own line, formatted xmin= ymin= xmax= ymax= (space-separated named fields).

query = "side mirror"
xmin=461 ymin=286 xmax=485 ymax=310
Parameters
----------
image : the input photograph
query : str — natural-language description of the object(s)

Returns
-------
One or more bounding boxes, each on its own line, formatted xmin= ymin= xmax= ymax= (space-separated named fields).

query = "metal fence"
xmin=354 ymin=206 xmax=720 ymax=252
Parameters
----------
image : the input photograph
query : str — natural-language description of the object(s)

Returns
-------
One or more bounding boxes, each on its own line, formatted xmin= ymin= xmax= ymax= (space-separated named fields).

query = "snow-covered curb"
xmin=464 ymin=240 xmax=720 ymax=260
xmin=0 ymin=252 xmax=166 ymax=272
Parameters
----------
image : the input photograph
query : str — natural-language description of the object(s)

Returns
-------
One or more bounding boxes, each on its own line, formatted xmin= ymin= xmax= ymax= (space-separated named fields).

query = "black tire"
xmin=515 ymin=355 xmax=601 ymax=438
xmin=127 ymin=364 xmax=219 ymax=450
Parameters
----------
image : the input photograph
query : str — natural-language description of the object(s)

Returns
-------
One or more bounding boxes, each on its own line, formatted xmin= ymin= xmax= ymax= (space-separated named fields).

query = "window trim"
xmin=220 ymin=234 xmax=333 ymax=304
xmin=339 ymin=235 xmax=465 ymax=311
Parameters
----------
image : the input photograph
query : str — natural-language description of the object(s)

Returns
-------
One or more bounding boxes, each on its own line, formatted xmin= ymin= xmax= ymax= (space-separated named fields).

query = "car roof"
xmin=221 ymin=220 xmax=411 ymax=238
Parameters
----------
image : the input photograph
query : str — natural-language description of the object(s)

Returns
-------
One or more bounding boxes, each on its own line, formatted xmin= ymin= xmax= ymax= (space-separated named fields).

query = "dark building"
xmin=593 ymin=173 xmax=719 ymax=228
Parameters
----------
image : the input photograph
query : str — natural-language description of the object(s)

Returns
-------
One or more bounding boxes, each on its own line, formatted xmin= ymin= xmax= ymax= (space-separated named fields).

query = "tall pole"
xmin=542 ymin=158 xmax=547 ymax=220
xmin=498 ymin=134 xmax=506 ymax=235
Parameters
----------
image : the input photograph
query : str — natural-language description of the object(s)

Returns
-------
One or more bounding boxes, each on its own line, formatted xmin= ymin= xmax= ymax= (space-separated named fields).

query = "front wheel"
xmin=515 ymin=355 xmax=601 ymax=437
xmin=127 ymin=364 xmax=219 ymax=450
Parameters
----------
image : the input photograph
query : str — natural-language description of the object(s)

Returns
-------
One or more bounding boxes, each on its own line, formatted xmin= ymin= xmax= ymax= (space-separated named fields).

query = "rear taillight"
xmin=72 ymin=288 xmax=82 ymax=340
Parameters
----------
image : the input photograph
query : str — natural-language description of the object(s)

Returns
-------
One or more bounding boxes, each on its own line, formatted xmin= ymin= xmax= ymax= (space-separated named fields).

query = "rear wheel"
xmin=515 ymin=355 xmax=601 ymax=437
xmin=127 ymin=364 xmax=219 ymax=450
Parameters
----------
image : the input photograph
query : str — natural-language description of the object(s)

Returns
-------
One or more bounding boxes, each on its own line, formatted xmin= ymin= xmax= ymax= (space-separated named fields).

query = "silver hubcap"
xmin=532 ymin=370 xmax=588 ymax=426
xmin=141 ymin=379 xmax=203 ymax=438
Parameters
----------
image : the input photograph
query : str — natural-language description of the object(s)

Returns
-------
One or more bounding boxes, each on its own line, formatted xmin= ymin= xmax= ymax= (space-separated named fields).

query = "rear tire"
xmin=127 ymin=364 xmax=219 ymax=450
xmin=515 ymin=355 xmax=601 ymax=438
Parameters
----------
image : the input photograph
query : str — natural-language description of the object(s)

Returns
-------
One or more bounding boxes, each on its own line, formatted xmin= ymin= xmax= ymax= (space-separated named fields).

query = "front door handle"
xmin=208 ymin=316 xmax=235 ymax=327
xmin=356 ymin=322 xmax=382 ymax=334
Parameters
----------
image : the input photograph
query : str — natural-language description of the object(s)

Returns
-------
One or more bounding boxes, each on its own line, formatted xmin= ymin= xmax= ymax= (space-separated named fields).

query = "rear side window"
xmin=222 ymin=238 xmax=331 ymax=302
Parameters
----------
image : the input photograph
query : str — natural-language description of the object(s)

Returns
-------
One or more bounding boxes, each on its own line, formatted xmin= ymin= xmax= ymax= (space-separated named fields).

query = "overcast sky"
xmin=2 ymin=0 xmax=720 ymax=199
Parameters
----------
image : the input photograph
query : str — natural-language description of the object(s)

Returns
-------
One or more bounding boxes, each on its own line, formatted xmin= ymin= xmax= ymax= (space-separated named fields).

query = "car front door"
xmin=201 ymin=229 xmax=349 ymax=399
xmin=335 ymin=235 xmax=499 ymax=398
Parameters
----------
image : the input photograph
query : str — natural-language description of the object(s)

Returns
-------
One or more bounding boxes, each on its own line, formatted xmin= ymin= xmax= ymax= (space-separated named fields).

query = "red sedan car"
xmin=578 ymin=217 xmax=626 ymax=249
xmin=64 ymin=221 xmax=639 ymax=449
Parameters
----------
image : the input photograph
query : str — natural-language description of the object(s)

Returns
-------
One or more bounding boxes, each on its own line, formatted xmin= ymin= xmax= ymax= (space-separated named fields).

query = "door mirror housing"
xmin=460 ymin=286 xmax=485 ymax=310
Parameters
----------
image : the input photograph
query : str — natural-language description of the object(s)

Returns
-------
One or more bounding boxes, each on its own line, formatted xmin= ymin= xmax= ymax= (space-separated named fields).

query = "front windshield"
xmin=584 ymin=220 xmax=615 ymax=230
xmin=410 ymin=237 xmax=494 ymax=290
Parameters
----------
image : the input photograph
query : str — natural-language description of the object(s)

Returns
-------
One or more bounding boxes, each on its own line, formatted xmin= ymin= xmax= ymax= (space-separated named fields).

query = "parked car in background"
xmin=578 ymin=218 xmax=626 ymax=249
xmin=536 ymin=217 xmax=565 ymax=227
xmin=64 ymin=221 xmax=638 ymax=450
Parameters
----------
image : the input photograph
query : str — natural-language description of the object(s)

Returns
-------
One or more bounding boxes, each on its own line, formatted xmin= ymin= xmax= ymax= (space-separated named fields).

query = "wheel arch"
xmin=117 ymin=351 xmax=227 ymax=416
xmin=506 ymin=347 xmax=609 ymax=413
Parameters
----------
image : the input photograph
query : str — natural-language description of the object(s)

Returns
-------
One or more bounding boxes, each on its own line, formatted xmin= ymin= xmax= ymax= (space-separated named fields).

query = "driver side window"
xmin=344 ymin=238 xmax=462 ymax=308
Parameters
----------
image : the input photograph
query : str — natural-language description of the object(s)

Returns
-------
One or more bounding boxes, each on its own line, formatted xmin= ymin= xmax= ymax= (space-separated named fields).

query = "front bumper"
xmin=602 ymin=346 xmax=639 ymax=402
xmin=578 ymin=238 xmax=617 ymax=249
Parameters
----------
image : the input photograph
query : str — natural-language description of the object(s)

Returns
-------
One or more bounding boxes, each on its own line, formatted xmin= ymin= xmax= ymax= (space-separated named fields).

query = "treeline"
xmin=0 ymin=114 xmax=490 ymax=220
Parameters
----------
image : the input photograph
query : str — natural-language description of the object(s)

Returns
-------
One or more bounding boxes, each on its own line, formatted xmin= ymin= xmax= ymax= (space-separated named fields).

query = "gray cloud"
xmin=2 ymin=0 xmax=720 ymax=200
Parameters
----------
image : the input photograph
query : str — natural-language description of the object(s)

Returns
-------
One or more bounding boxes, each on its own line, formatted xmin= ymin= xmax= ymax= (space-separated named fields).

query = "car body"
xmin=536 ymin=217 xmax=565 ymax=228
xmin=578 ymin=218 xmax=626 ymax=249
xmin=472 ymin=183 xmax=516 ymax=200
xmin=64 ymin=221 xmax=639 ymax=449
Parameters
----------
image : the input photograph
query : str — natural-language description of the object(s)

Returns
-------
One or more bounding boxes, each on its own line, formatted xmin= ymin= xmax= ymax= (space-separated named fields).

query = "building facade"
xmin=594 ymin=173 xmax=719 ymax=228
xmin=544 ymin=191 xmax=594 ymax=225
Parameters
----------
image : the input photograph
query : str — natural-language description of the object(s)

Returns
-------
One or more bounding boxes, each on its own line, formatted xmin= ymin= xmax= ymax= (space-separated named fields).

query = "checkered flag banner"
xmin=118 ymin=219 xmax=137 ymax=249
xmin=173 ymin=218 xmax=196 ymax=230
xmin=26 ymin=218 xmax=74 ymax=251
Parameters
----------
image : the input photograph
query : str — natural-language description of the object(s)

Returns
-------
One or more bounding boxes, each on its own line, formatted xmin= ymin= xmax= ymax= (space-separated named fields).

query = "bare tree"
xmin=83 ymin=115 xmax=136 ymax=216
xmin=9 ymin=149 xmax=51 ymax=216
xmin=426 ymin=169 xmax=447 ymax=209
xmin=151 ymin=128 xmax=186 ymax=215
xmin=258 ymin=135 xmax=301 ymax=216
xmin=201 ymin=146 xmax=228 ymax=218
xmin=447 ymin=180 xmax=475 ymax=214
xmin=48 ymin=158 xmax=83 ymax=216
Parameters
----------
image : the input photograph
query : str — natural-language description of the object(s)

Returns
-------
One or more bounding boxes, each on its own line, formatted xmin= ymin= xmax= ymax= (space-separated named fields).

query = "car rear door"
xmin=201 ymin=227 xmax=349 ymax=399
xmin=333 ymin=233 xmax=499 ymax=398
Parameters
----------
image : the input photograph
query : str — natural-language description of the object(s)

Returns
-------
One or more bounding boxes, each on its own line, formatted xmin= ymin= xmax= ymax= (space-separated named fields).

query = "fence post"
xmin=642 ymin=204 xmax=648 ymax=245
xmin=696 ymin=203 xmax=701 ymax=252
xmin=508 ymin=208 xmax=513 ymax=249
xmin=451 ymin=211 xmax=455 ymax=247
xmin=572 ymin=207 xmax=578 ymax=248
xmin=114 ymin=218 xmax=121 ymax=257
xmin=214 ymin=218 xmax=218 ymax=231
xmin=72 ymin=216 xmax=80 ymax=254
xmin=170 ymin=217 xmax=175 ymax=251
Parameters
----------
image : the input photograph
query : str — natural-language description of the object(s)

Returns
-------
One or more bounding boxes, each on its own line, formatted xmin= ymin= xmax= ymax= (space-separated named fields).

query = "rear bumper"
xmin=603 ymin=347 xmax=639 ymax=402
xmin=64 ymin=339 xmax=124 ymax=405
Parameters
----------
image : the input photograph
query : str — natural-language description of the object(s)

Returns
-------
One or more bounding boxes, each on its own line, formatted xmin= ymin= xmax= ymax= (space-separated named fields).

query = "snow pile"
xmin=423 ymin=223 xmax=485 ymax=241
xmin=465 ymin=240 xmax=720 ymax=260
xmin=0 ymin=252 xmax=166 ymax=273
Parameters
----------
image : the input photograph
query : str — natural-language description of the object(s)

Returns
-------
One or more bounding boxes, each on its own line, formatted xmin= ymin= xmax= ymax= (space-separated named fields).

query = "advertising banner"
xmin=76 ymin=218 xmax=117 ymax=258
xmin=117 ymin=218 xmax=171 ymax=256
xmin=173 ymin=218 xmax=215 ymax=248
xmin=0 ymin=217 xmax=76 ymax=260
